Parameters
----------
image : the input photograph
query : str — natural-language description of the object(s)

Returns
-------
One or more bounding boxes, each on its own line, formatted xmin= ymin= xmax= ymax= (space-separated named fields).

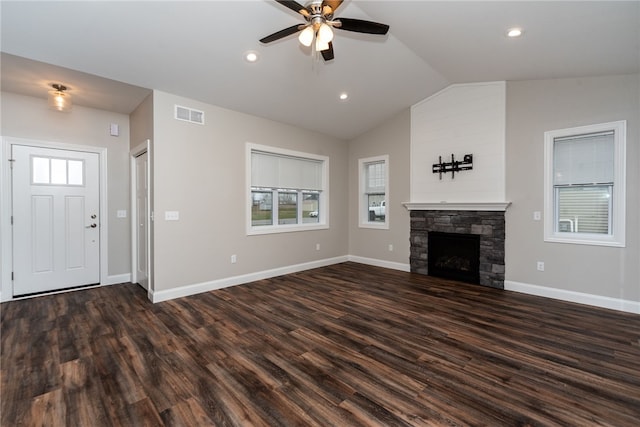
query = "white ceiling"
xmin=2 ymin=1 xmax=639 ymax=140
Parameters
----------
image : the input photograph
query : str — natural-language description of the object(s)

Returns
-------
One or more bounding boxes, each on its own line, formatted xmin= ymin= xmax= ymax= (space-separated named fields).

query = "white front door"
xmin=12 ymin=145 xmax=100 ymax=296
xmin=135 ymin=151 xmax=149 ymax=290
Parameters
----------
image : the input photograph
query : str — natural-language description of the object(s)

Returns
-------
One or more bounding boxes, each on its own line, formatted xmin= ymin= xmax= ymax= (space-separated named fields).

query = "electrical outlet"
xmin=315 ymin=243 xmax=320 ymax=251
xmin=388 ymin=244 xmax=393 ymax=251
xmin=231 ymin=254 xmax=237 ymax=264
xmin=533 ymin=211 xmax=541 ymax=221
xmin=537 ymin=261 xmax=545 ymax=271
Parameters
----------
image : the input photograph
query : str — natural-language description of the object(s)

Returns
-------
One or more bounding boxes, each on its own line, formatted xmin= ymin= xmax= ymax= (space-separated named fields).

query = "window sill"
xmin=544 ymin=234 xmax=625 ymax=248
xmin=359 ymin=222 xmax=389 ymax=230
xmin=248 ymin=223 xmax=329 ymax=236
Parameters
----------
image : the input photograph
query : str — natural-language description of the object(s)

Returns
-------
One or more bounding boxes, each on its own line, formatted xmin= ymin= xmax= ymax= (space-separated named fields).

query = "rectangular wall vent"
xmin=174 ymin=105 xmax=205 ymax=125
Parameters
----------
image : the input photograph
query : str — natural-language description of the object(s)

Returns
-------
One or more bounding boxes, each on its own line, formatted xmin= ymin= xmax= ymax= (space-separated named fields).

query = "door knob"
xmin=86 ymin=223 xmax=97 ymax=228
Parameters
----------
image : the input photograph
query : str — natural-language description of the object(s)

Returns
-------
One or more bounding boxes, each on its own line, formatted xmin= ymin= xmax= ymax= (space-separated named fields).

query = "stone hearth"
xmin=410 ymin=210 xmax=506 ymax=289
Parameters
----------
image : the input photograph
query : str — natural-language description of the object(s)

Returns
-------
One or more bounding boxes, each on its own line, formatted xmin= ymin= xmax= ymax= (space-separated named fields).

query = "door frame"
xmin=1 ymin=136 xmax=108 ymax=302
xmin=130 ymin=139 xmax=153 ymax=299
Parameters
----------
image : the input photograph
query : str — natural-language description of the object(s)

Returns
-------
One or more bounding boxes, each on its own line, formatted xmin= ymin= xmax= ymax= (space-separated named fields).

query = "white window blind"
xmin=553 ymin=131 xmax=614 ymax=186
xmin=251 ymin=151 xmax=323 ymax=191
xmin=365 ymin=161 xmax=386 ymax=194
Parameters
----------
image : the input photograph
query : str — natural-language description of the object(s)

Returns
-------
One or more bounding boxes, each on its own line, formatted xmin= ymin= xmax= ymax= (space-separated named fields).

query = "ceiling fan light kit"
xmin=298 ymin=25 xmax=315 ymax=46
xmin=260 ymin=0 xmax=390 ymax=61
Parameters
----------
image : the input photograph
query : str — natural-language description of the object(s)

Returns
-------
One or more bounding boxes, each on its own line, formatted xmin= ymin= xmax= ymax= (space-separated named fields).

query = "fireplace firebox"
xmin=428 ymin=232 xmax=480 ymax=284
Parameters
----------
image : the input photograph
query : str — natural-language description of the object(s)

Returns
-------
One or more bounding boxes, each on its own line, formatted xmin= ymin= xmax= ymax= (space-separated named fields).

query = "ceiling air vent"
xmin=175 ymin=105 xmax=205 ymax=125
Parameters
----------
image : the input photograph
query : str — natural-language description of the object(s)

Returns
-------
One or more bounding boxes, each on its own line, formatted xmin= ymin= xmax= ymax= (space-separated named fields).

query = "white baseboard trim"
xmin=347 ymin=255 xmax=411 ymax=272
xmin=150 ymin=256 xmax=349 ymax=303
xmin=505 ymin=280 xmax=640 ymax=314
xmin=104 ymin=273 xmax=132 ymax=286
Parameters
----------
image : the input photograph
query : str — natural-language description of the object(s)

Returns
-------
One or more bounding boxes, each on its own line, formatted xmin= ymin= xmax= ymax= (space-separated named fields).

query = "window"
xmin=31 ymin=156 xmax=84 ymax=186
xmin=544 ymin=121 xmax=626 ymax=247
xmin=247 ymin=144 xmax=328 ymax=234
xmin=359 ymin=155 xmax=389 ymax=229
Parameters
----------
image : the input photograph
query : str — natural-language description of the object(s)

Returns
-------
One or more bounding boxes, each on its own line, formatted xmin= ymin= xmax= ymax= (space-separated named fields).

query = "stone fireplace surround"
xmin=406 ymin=203 xmax=509 ymax=289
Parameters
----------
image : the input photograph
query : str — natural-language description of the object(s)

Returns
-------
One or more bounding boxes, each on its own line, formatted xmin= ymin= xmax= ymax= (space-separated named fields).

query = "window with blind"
xmin=247 ymin=144 xmax=328 ymax=234
xmin=544 ymin=121 xmax=626 ymax=247
xmin=359 ymin=155 xmax=389 ymax=229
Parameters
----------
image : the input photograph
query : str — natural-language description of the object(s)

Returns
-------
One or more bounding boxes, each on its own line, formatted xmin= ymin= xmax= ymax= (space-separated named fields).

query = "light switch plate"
xmin=165 ymin=211 xmax=180 ymax=221
xmin=117 ymin=210 xmax=127 ymax=218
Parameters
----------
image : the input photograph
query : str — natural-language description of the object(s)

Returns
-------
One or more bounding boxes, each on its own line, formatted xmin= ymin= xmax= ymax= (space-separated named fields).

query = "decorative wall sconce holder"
xmin=432 ymin=154 xmax=473 ymax=179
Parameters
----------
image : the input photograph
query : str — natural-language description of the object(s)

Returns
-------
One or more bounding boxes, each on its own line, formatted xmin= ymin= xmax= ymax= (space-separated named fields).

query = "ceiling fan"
xmin=260 ymin=0 xmax=390 ymax=61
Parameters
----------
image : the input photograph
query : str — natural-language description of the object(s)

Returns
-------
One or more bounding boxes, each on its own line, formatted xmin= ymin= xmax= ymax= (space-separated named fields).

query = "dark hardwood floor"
xmin=2 ymin=262 xmax=640 ymax=426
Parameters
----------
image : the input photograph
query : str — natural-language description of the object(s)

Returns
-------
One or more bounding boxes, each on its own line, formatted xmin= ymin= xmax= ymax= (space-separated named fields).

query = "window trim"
xmin=543 ymin=121 xmax=626 ymax=247
xmin=358 ymin=154 xmax=389 ymax=230
xmin=246 ymin=143 xmax=329 ymax=235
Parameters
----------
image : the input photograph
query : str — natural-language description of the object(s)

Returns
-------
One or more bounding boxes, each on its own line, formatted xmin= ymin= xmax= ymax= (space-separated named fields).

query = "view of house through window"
xmin=249 ymin=144 xmax=327 ymax=234
xmin=251 ymin=191 xmax=273 ymax=226
xmin=544 ymin=121 xmax=626 ymax=247
xmin=553 ymin=131 xmax=614 ymax=234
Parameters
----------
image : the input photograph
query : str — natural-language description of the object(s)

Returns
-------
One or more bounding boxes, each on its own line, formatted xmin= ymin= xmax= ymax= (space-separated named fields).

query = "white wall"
xmin=505 ymin=74 xmax=640 ymax=312
xmin=150 ymin=91 xmax=349 ymax=298
xmin=348 ymin=109 xmax=411 ymax=270
xmin=130 ymin=93 xmax=153 ymax=149
xmin=410 ymin=82 xmax=506 ymax=203
xmin=1 ymin=92 xmax=132 ymax=286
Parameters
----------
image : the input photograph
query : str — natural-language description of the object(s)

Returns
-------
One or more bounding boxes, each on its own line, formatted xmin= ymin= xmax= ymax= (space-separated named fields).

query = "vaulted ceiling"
xmin=2 ymin=1 xmax=638 ymax=140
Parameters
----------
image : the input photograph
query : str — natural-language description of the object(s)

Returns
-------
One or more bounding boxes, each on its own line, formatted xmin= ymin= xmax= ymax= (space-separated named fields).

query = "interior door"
xmin=12 ymin=145 xmax=100 ymax=296
xmin=135 ymin=151 xmax=149 ymax=290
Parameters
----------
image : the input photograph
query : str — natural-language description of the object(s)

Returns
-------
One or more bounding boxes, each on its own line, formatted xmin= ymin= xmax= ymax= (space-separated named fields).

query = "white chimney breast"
xmin=410 ymin=81 xmax=506 ymax=204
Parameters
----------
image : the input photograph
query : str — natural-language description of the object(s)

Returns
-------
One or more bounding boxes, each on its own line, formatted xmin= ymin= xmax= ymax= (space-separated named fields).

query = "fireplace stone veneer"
xmin=410 ymin=210 xmax=506 ymax=289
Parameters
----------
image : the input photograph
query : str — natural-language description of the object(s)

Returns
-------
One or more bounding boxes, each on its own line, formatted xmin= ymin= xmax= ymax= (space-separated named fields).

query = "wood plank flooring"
xmin=2 ymin=262 xmax=640 ymax=426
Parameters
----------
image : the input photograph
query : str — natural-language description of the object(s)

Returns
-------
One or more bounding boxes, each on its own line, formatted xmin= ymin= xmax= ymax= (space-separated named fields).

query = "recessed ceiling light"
xmin=506 ymin=27 xmax=523 ymax=38
xmin=339 ymin=92 xmax=348 ymax=101
xmin=244 ymin=51 xmax=259 ymax=63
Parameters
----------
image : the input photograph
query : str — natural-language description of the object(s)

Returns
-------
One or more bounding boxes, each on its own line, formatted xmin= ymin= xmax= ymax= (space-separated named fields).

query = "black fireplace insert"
xmin=428 ymin=231 xmax=480 ymax=284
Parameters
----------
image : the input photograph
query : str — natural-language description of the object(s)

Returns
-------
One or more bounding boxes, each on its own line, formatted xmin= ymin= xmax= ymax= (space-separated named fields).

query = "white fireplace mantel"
xmin=403 ymin=201 xmax=511 ymax=212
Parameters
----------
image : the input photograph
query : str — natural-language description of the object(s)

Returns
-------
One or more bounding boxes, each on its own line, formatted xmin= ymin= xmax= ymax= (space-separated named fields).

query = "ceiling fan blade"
xmin=275 ymin=0 xmax=310 ymax=17
xmin=321 ymin=42 xmax=334 ymax=61
xmin=260 ymin=24 xmax=303 ymax=44
xmin=322 ymin=0 xmax=343 ymax=15
xmin=335 ymin=17 xmax=389 ymax=35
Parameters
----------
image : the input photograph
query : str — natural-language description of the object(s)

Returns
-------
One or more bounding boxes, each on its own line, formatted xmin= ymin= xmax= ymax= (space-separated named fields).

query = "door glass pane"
xmin=303 ymin=192 xmax=319 ymax=223
xmin=32 ymin=157 xmax=50 ymax=184
xmin=556 ymin=185 xmax=611 ymax=234
xmin=67 ymin=160 xmax=84 ymax=185
xmin=51 ymin=159 xmax=67 ymax=184
xmin=278 ymin=192 xmax=298 ymax=225
xmin=251 ymin=191 xmax=272 ymax=226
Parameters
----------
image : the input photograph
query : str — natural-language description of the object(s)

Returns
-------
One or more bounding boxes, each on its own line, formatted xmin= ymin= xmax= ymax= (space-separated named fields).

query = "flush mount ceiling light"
xmin=506 ymin=27 xmax=523 ymax=38
xmin=48 ymin=83 xmax=72 ymax=112
xmin=339 ymin=92 xmax=348 ymax=101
